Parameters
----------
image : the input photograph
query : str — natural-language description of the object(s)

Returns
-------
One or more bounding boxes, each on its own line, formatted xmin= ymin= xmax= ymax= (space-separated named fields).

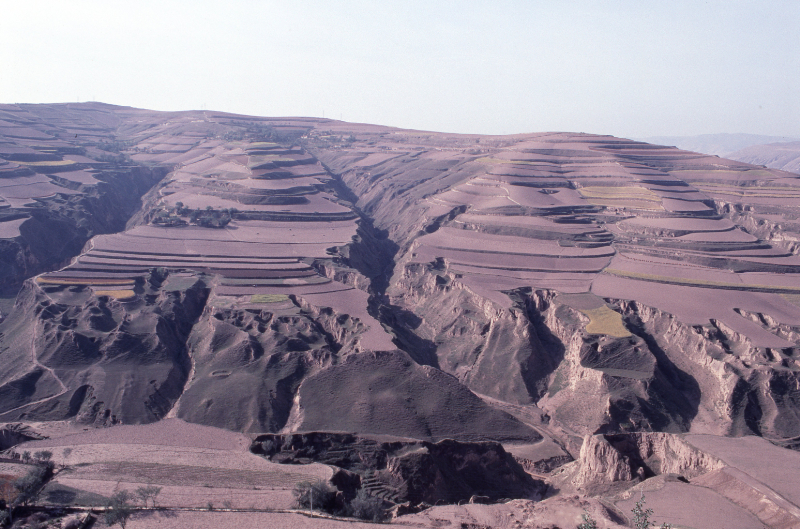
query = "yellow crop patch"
xmin=579 ymin=306 xmax=631 ymax=338
xmin=94 ymin=289 xmax=135 ymax=299
xmin=689 ymin=183 xmax=800 ymax=199
xmin=16 ymin=160 xmax=76 ymax=167
xmin=781 ymin=294 xmax=800 ymax=308
xmin=578 ymin=186 xmax=663 ymax=210
xmin=36 ymin=277 xmax=134 ymax=286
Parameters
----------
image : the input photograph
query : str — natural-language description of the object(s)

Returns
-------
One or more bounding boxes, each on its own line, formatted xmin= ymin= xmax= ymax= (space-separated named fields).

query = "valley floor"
xmin=3 ymin=418 xmax=798 ymax=528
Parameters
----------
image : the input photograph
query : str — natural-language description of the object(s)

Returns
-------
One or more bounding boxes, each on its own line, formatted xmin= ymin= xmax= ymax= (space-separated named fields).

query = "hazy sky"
xmin=2 ymin=1 xmax=798 ymax=138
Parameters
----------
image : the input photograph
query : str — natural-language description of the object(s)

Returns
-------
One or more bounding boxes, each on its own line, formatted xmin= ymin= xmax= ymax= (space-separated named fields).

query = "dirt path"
xmin=722 ymin=467 xmax=800 ymax=520
xmin=1 ymin=315 xmax=69 ymax=416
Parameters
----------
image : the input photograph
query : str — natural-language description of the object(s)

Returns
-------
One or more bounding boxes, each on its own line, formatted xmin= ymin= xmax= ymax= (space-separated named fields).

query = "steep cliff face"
xmin=383 ymin=264 xmax=561 ymax=405
xmin=377 ymin=263 xmax=685 ymax=437
xmin=376 ymin=257 xmax=800 ymax=443
xmin=0 ymin=165 xmax=168 ymax=295
xmin=0 ymin=423 xmax=45 ymax=450
xmin=560 ymin=432 xmax=724 ymax=492
xmin=614 ymin=300 xmax=800 ymax=439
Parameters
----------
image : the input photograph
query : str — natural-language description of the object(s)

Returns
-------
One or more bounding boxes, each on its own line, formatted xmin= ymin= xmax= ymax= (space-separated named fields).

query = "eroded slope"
xmin=0 ymin=105 xmax=534 ymax=442
xmin=309 ymin=129 xmax=800 ymax=442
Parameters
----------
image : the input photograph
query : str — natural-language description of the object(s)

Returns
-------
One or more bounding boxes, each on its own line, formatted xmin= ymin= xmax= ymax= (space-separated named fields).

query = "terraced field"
xmin=312 ymin=132 xmax=800 ymax=343
xmin=2 ymin=103 xmax=800 ymax=528
xmin=311 ymin=129 xmax=800 ymax=442
xmin=15 ymin=419 xmax=331 ymax=510
xmin=31 ymin=122 xmax=390 ymax=350
xmin=3 ymin=105 xmax=800 ymax=442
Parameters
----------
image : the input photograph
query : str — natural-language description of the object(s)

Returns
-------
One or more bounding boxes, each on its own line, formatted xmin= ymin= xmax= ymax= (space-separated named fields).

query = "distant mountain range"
xmin=639 ymin=133 xmax=799 ymax=157
xmin=640 ymin=133 xmax=800 ymax=175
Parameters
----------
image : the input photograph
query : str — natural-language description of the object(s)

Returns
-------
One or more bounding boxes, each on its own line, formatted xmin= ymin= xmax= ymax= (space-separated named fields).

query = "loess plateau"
xmin=1 ymin=103 xmax=800 ymax=528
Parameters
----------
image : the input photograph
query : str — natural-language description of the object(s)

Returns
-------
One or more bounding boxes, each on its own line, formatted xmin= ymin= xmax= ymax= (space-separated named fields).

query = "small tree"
xmin=293 ymin=480 xmax=337 ymax=514
xmin=632 ymin=493 xmax=671 ymax=529
xmin=33 ymin=450 xmax=52 ymax=463
xmin=135 ymin=485 xmax=162 ymax=508
xmin=13 ymin=465 xmax=49 ymax=507
xmin=105 ymin=490 xmax=135 ymax=529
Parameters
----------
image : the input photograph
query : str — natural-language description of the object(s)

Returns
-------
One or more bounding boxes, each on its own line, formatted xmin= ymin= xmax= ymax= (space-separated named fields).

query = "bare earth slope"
xmin=1 ymin=103 xmax=800 ymax=527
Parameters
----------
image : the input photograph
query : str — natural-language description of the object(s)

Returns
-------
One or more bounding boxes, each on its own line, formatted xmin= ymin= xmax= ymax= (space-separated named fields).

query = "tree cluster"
xmin=104 ymin=490 xmax=134 ymax=529
xmin=150 ymin=208 xmax=187 ymax=227
xmin=151 ymin=202 xmax=240 ymax=228
xmin=103 ymin=486 xmax=162 ymax=529
xmin=1 ymin=456 xmax=56 ymax=526
xmin=221 ymin=123 xmax=305 ymax=144
xmin=12 ymin=465 xmax=52 ymax=508
xmin=293 ymin=480 xmax=389 ymax=523
xmin=188 ymin=206 xmax=236 ymax=228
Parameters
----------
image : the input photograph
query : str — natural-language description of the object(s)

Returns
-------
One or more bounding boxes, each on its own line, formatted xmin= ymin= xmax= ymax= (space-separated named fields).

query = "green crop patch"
xmin=251 ymin=294 xmax=290 ymax=303
xmin=246 ymin=142 xmax=279 ymax=150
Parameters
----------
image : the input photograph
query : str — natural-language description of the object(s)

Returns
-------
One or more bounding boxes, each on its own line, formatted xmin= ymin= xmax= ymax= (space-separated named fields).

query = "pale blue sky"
xmin=2 ymin=1 xmax=798 ymax=138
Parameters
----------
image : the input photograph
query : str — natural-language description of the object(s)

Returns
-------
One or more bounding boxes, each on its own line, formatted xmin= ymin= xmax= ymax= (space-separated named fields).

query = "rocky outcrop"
xmin=0 ymin=423 xmax=45 ymax=450
xmin=382 ymin=268 xmax=800 ymax=442
xmin=616 ymin=300 xmax=800 ymax=439
xmin=251 ymin=432 xmax=546 ymax=505
xmin=173 ymin=297 xmax=370 ymax=433
xmin=716 ymin=200 xmax=800 ymax=255
xmin=0 ymin=271 xmax=208 ymax=425
xmin=565 ymin=432 xmax=724 ymax=492
xmin=382 ymin=265 xmax=565 ymax=406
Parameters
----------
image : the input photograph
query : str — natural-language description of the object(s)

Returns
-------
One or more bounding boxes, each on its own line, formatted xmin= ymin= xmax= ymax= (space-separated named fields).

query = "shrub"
xmin=260 ymin=439 xmax=276 ymax=454
xmin=577 ymin=511 xmax=598 ymax=529
xmin=348 ymin=488 xmax=389 ymax=522
xmin=293 ymin=480 xmax=338 ymax=513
